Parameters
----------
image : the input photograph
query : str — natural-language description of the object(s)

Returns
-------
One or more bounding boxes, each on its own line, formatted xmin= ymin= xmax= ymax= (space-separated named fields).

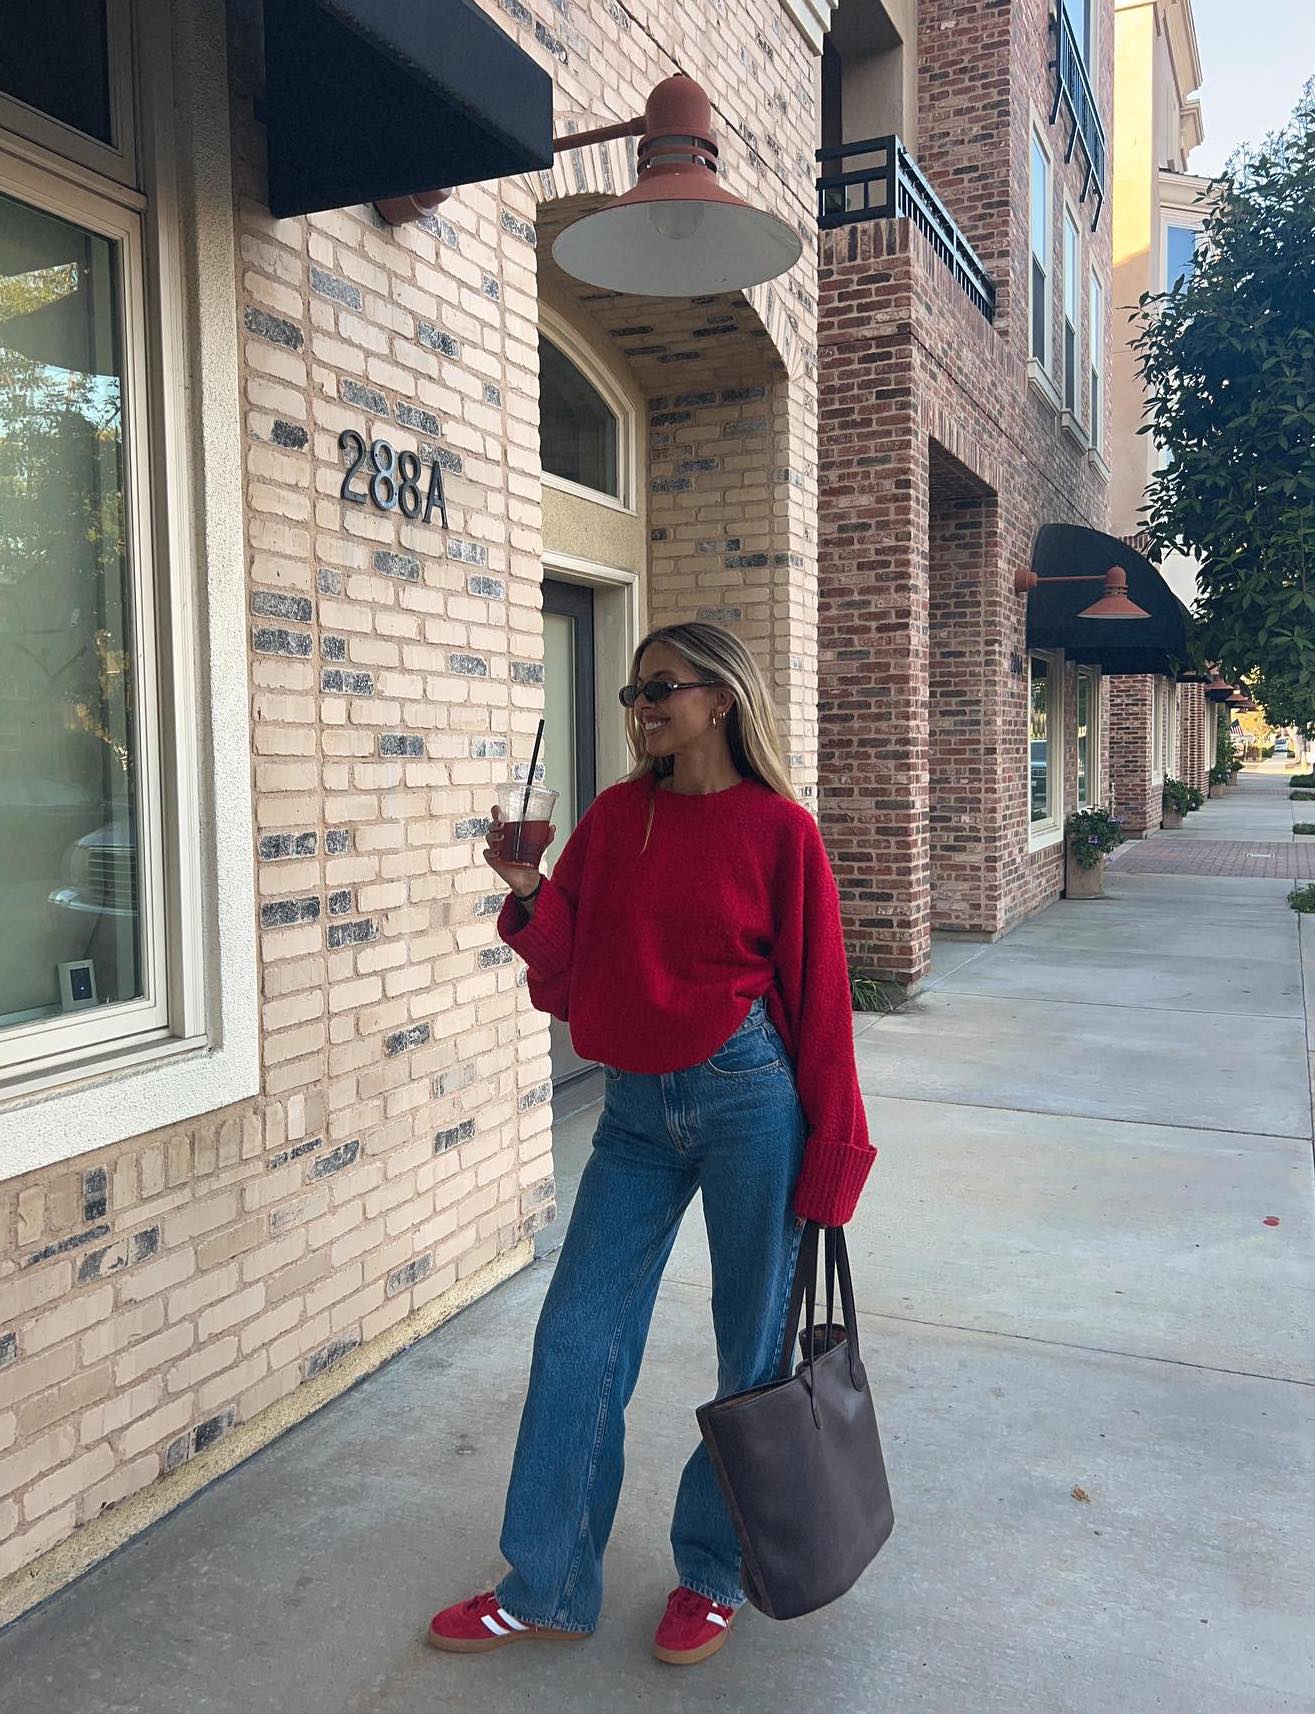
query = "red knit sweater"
xmin=497 ymin=775 xmax=874 ymax=1225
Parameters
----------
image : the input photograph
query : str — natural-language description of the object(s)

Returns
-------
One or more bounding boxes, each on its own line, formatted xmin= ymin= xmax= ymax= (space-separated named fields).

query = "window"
xmin=1165 ymin=223 xmax=1199 ymax=291
xmin=1152 ymin=677 xmax=1176 ymax=782
xmin=1076 ymin=669 xmax=1099 ymax=807
xmin=1029 ymin=132 xmax=1051 ymax=370
xmin=1089 ymin=268 xmax=1104 ymax=447
xmin=2 ymin=0 xmax=258 ymax=1158
xmin=539 ymin=334 xmax=620 ymax=500
xmin=1062 ymin=209 xmax=1080 ymax=414
xmin=1062 ymin=0 xmax=1093 ymax=65
xmin=1029 ymin=652 xmax=1062 ymax=840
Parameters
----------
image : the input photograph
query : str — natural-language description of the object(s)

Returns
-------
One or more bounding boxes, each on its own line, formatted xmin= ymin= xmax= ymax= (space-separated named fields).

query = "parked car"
xmin=1274 ymin=735 xmax=1290 ymax=755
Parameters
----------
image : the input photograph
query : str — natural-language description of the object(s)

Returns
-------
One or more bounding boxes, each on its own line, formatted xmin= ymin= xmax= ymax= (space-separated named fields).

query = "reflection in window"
xmin=1166 ymin=224 xmax=1198 ymax=290
xmin=1063 ymin=210 xmax=1080 ymax=413
xmin=1076 ymin=670 xmax=1093 ymax=806
xmin=0 ymin=2 xmax=113 ymax=145
xmin=1030 ymin=134 xmax=1050 ymax=369
xmin=1063 ymin=0 xmax=1093 ymax=64
xmin=0 ymin=189 xmax=141 ymax=1031
xmin=539 ymin=335 xmax=620 ymax=499
xmin=1030 ymin=655 xmax=1052 ymax=823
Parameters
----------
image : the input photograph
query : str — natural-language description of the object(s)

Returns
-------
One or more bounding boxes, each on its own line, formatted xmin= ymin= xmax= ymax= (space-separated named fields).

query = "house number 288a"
xmin=338 ymin=430 xmax=449 ymax=528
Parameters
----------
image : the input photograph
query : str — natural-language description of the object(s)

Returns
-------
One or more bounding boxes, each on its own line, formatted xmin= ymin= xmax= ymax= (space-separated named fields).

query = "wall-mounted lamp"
xmin=378 ymin=74 xmax=802 ymax=299
xmin=1014 ymin=563 xmax=1151 ymax=620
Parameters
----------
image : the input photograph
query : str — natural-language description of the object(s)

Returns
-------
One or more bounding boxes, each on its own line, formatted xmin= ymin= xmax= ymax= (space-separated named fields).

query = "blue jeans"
xmin=494 ymin=997 xmax=807 ymax=1633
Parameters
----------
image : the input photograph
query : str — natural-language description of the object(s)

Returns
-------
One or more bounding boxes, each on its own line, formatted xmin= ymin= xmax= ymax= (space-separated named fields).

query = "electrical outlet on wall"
xmin=58 ymin=960 xmax=98 ymax=1012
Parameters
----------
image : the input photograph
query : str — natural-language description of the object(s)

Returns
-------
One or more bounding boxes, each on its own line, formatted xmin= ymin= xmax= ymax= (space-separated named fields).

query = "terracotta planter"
xmin=1065 ymin=840 xmax=1105 ymax=898
xmin=1162 ymin=807 xmax=1184 ymax=829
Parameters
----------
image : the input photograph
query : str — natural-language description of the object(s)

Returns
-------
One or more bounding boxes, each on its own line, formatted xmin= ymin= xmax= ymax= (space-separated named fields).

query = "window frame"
xmin=2 ymin=0 xmax=258 ymax=1171
xmin=1088 ymin=266 xmax=1104 ymax=450
xmin=1151 ymin=676 xmax=1177 ymax=784
xmin=1075 ymin=666 xmax=1100 ymax=809
xmin=1029 ymin=126 xmax=1053 ymax=377
xmin=538 ymin=307 xmax=636 ymax=515
xmin=0 ymin=151 xmax=172 ymax=1076
xmin=1162 ymin=218 xmax=1203 ymax=293
xmin=1061 ymin=202 xmax=1081 ymax=416
xmin=1028 ymin=648 xmax=1065 ymax=850
xmin=0 ymin=0 xmax=137 ymax=189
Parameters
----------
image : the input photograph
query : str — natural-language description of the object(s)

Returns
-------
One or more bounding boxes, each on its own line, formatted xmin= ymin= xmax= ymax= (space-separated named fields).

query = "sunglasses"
xmin=619 ymin=678 xmax=721 ymax=709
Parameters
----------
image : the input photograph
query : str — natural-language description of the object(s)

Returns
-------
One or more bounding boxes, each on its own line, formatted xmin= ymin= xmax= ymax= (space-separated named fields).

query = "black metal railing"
xmin=815 ymin=135 xmax=997 ymax=323
xmin=1050 ymin=6 xmax=1107 ymax=229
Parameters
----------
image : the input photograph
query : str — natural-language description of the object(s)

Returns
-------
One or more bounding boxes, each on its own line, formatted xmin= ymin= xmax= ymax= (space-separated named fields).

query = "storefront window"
xmin=1 ymin=2 xmax=113 ymax=145
xmin=0 ymin=189 xmax=143 ymax=1034
xmin=1029 ymin=654 xmax=1052 ymax=824
xmin=1076 ymin=669 xmax=1096 ymax=807
xmin=539 ymin=334 xmax=620 ymax=499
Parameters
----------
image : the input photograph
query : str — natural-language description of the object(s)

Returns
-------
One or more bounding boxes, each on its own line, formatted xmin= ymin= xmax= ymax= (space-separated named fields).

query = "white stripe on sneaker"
xmin=496 ymin=1609 xmax=528 ymax=1632
xmin=481 ymin=1615 xmax=509 ymax=1636
xmin=707 ymin=1613 xmax=728 ymax=1629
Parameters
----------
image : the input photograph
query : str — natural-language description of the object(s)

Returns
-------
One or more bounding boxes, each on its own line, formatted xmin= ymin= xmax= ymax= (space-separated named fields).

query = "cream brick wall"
xmin=0 ymin=0 xmax=820 ymax=1609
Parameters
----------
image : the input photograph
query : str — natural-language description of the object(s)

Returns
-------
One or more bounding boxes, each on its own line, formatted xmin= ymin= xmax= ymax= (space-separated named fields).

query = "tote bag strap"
xmin=775 ymin=1221 xmax=820 ymax=1380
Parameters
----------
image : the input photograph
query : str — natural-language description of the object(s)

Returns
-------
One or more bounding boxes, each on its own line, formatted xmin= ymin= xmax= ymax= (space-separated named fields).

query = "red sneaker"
xmin=427 ymin=1591 xmax=588 ymax=1653
xmin=652 ymin=1586 xmax=737 ymax=1665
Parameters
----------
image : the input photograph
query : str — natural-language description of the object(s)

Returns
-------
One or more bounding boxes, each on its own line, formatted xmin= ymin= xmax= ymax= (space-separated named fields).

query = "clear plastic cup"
xmin=496 ymin=782 xmax=559 ymax=867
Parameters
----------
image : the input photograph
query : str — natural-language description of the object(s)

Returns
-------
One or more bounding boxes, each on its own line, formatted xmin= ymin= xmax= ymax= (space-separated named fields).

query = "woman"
xmin=428 ymin=622 xmax=874 ymax=1666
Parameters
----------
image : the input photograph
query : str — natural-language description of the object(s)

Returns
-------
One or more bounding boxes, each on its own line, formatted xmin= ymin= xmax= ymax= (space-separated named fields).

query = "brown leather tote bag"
xmin=695 ymin=1224 xmax=894 ymax=1620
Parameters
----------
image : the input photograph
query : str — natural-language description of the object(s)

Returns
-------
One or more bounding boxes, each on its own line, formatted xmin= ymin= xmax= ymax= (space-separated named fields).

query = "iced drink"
xmin=496 ymin=783 xmax=558 ymax=867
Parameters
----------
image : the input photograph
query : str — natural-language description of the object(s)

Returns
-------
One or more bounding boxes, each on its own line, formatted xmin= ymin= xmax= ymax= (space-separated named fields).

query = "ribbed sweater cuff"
xmin=792 ymin=1139 xmax=876 ymax=1227
xmin=497 ymin=877 xmax=573 ymax=977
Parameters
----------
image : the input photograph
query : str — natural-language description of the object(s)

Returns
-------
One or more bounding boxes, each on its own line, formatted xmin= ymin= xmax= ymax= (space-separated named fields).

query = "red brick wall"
xmin=1109 ymin=675 xmax=1158 ymax=835
xmin=817 ymin=0 xmax=1115 ymax=983
xmin=1177 ymin=682 xmax=1208 ymax=794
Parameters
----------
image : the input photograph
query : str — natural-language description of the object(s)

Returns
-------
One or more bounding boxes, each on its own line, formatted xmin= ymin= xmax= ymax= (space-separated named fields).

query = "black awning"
xmin=264 ymin=0 xmax=555 ymax=219
xmin=1025 ymin=522 xmax=1191 ymax=676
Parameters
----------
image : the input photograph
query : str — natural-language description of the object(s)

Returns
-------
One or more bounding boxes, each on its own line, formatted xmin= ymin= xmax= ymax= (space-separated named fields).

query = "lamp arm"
xmin=553 ymin=115 xmax=647 ymax=152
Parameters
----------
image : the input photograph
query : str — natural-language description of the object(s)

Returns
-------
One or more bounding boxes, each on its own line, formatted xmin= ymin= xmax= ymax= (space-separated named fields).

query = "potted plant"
xmin=1209 ymin=762 xmax=1231 ymax=798
xmin=1064 ymin=807 xmax=1125 ymax=898
xmin=1185 ymin=784 xmax=1205 ymax=812
xmin=1162 ymin=777 xmax=1193 ymax=829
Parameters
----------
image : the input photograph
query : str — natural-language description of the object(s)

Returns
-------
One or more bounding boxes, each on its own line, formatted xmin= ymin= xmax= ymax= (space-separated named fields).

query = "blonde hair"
xmin=623 ymin=621 xmax=799 ymax=805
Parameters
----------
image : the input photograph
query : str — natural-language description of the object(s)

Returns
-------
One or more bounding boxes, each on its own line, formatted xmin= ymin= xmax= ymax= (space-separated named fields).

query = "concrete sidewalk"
xmin=3 ymin=774 xmax=1314 ymax=1712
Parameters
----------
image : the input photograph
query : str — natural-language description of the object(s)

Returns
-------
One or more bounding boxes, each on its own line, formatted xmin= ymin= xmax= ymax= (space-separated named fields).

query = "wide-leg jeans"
xmin=494 ymin=997 xmax=807 ymax=1633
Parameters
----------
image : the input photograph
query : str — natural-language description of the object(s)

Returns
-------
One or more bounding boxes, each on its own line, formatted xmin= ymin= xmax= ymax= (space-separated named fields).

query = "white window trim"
xmin=1151 ymin=676 xmax=1177 ymax=785
xmin=538 ymin=304 xmax=636 ymax=514
xmin=3 ymin=0 xmax=257 ymax=1178
xmin=1028 ymin=121 xmax=1053 ymax=378
xmin=1061 ymin=198 xmax=1081 ymax=419
xmin=1076 ymin=667 xmax=1101 ymax=809
xmin=1029 ymin=649 xmax=1065 ymax=851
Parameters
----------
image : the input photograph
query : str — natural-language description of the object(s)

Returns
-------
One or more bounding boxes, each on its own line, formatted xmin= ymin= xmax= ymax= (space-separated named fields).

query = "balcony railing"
xmin=815 ymin=135 xmax=997 ymax=323
xmin=1050 ymin=5 xmax=1107 ymax=229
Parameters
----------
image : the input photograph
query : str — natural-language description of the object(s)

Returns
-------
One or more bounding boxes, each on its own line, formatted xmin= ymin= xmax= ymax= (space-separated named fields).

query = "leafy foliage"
xmin=1135 ymin=84 xmax=1315 ymax=688
xmin=1162 ymin=777 xmax=1195 ymax=815
xmin=1065 ymin=807 xmax=1125 ymax=869
xmin=1288 ymin=884 xmax=1315 ymax=913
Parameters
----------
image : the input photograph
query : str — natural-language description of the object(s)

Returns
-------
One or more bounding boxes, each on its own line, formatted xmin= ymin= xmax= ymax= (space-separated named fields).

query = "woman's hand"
xmin=482 ymin=804 xmax=557 ymax=898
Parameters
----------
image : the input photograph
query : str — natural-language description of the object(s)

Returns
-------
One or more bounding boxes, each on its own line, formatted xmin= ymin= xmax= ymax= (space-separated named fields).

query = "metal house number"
xmin=338 ymin=429 xmax=449 ymax=528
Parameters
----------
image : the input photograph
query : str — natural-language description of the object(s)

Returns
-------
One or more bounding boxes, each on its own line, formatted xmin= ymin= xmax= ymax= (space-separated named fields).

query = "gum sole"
xmin=427 ymin=1626 xmax=589 ymax=1653
xmin=652 ymin=1628 xmax=732 ymax=1666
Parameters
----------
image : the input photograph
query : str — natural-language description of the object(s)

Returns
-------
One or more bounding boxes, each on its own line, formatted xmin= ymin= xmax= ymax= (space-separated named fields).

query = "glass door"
xmin=541 ymin=579 xmax=597 ymax=1087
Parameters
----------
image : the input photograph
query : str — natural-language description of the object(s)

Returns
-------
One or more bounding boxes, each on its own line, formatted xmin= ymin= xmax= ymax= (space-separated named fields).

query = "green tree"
xmin=1135 ymin=83 xmax=1315 ymax=687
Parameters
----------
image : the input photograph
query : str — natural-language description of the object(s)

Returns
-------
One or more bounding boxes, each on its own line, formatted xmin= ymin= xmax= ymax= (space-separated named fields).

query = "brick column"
xmin=1108 ymin=675 xmax=1158 ymax=836
xmin=817 ymin=224 xmax=930 ymax=989
xmin=1178 ymin=682 xmax=1207 ymax=794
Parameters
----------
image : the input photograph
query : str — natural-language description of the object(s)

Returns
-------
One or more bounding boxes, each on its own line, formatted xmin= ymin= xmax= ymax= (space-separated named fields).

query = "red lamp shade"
xmin=1204 ymin=671 xmax=1233 ymax=699
xmin=551 ymin=75 xmax=803 ymax=296
xmin=1077 ymin=565 xmax=1151 ymax=620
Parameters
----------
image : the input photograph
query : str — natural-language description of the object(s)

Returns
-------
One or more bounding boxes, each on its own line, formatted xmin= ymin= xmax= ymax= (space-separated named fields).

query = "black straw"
xmin=514 ymin=717 xmax=545 ymax=862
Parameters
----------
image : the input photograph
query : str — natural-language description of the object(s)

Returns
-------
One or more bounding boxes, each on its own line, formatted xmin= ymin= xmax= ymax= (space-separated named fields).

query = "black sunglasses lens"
xmin=620 ymin=680 xmax=674 ymax=708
